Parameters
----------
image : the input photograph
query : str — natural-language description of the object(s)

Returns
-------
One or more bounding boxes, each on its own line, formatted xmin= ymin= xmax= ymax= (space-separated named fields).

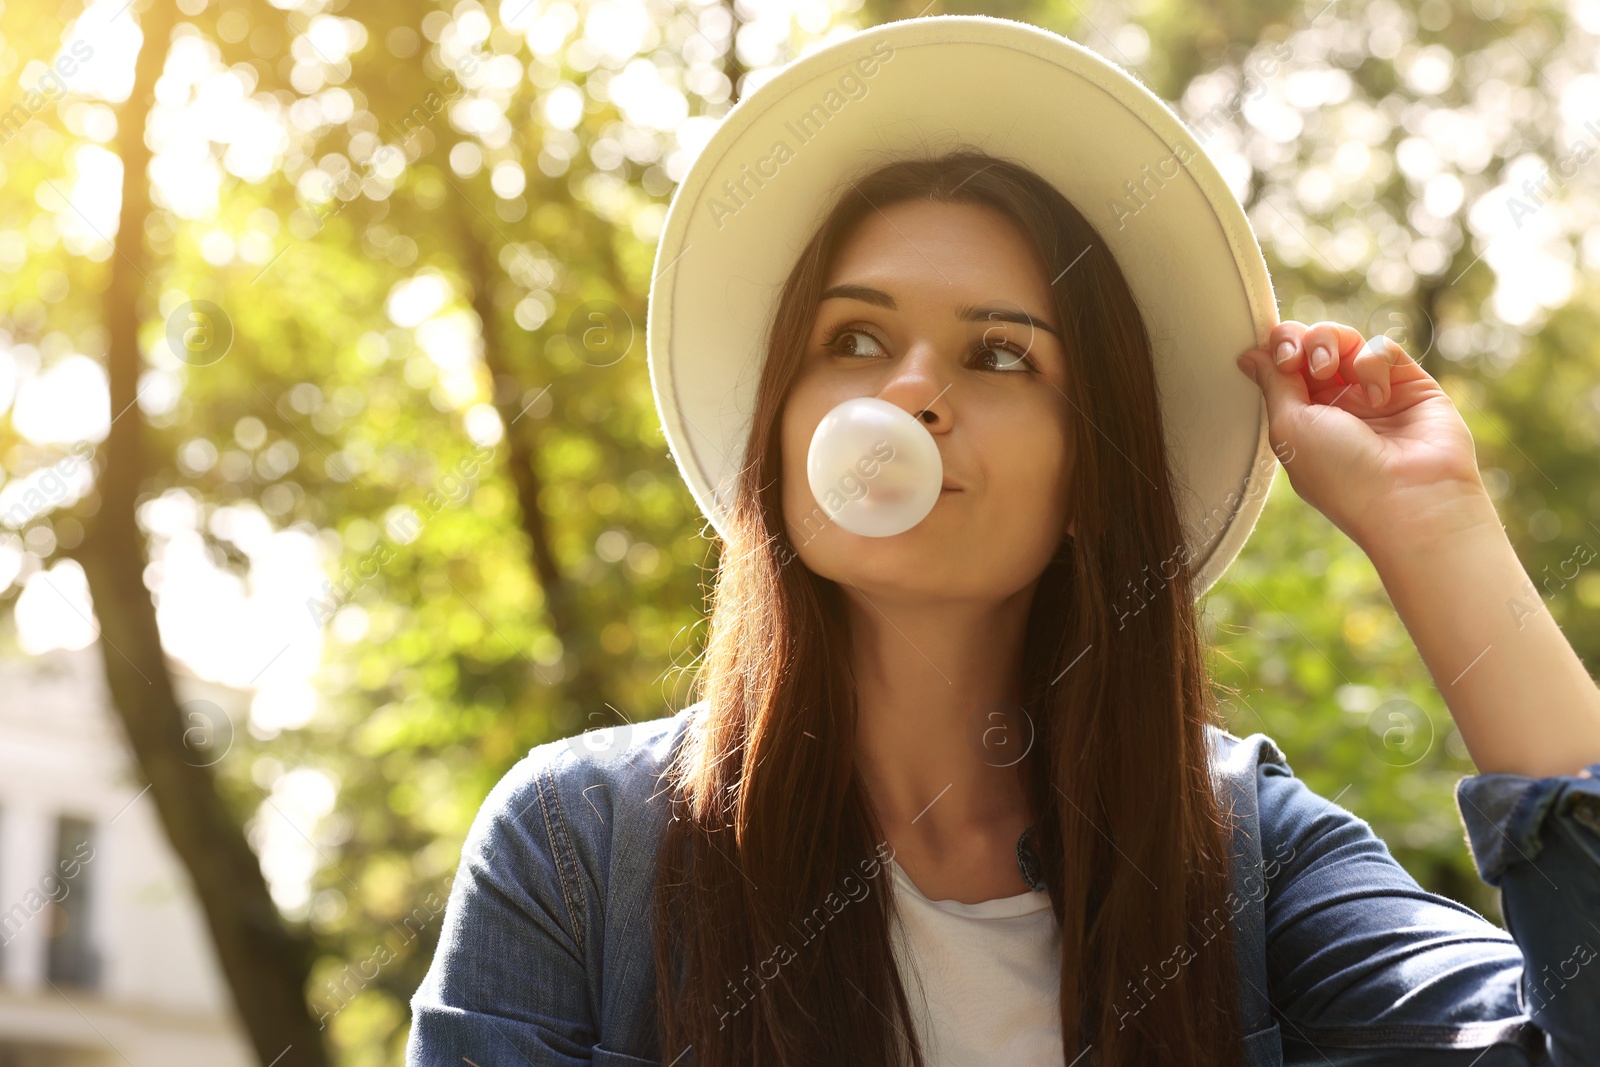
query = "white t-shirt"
xmin=886 ymin=856 xmax=1066 ymax=1065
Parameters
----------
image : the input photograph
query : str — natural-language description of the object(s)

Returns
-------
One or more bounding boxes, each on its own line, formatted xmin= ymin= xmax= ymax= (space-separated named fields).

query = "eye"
xmin=820 ymin=324 xmax=887 ymax=359
xmin=974 ymin=338 xmax=1038 ymax=374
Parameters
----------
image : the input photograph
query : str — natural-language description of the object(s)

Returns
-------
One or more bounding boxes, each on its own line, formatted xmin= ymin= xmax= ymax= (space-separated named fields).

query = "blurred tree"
xmin=3 ymin=0 xmax=1598 ymax=1064
xmin=61 ymin=1 xmax=333 ymax=1064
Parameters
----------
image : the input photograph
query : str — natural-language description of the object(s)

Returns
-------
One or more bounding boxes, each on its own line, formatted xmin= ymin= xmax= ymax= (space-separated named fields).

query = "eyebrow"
xmin=818 ymin=283 xmax=1062 ymax=340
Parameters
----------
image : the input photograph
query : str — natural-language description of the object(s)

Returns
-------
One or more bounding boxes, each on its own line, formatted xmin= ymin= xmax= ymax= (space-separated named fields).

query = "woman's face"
xmin=780 ymin=198 xmax=1075 ymax=601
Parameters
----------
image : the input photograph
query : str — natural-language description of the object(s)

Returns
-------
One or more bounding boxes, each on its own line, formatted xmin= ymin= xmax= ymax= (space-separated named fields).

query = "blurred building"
xmin=0 ymin=646 xmax=253 ymax=1067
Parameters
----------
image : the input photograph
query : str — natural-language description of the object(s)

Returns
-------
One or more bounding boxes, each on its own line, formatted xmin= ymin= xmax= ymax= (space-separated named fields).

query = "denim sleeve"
xmin=1454 ymin=760 xmax=1600 ymax=1066
xmin=405 ymin=750 xmax=596 ymax=1066
xmin=1254 ymin=753 xmax=1564 ymax=1065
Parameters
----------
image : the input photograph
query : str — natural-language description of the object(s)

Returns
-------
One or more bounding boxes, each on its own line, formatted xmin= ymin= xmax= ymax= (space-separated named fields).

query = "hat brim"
xmin=646 ymin=14 xmax=1278 ymax=598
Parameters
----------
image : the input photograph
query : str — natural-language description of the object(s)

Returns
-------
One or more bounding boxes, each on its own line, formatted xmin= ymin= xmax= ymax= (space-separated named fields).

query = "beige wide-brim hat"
xmin=645 ymin=14 xmax=1279 ymax=598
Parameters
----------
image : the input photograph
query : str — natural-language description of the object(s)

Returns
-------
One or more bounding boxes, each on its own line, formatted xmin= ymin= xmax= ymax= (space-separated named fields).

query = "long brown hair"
xmin=650 ymin=148 xmax=1242 ymax=1066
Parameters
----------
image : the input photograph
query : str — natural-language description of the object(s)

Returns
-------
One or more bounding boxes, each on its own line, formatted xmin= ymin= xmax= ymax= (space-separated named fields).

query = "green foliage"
xmin=4 ymin=0 xmax=1599 ymax=1062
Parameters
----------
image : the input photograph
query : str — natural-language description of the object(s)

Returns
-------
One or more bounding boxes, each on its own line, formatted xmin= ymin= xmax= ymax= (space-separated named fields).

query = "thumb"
xmin=1236 ymin=347 xmax=1309 ymax=419
xmin=1235 ymin=351 xmax=1261 ymax=387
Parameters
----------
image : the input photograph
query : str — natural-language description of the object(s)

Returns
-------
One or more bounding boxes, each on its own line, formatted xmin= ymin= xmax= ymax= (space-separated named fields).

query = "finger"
xmin=1300 ymin=320 xmax=1366 ymax=381
xmin=1364 ymin=330 xmax=1426 ymax=376
xmin=1349 ymin=335 xmax=1400 ymax=408
xmin=1265 ymin=320 xmax=1311 ymax=370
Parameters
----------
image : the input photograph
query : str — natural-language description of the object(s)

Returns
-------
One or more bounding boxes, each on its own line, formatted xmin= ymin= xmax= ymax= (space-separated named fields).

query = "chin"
xmin=799 ymin=527 xmax=976 ymax=583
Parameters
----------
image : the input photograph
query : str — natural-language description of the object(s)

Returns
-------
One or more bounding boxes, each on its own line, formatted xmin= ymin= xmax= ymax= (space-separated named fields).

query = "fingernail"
xmin=1366 ymin=384 xmax=1382 ymax=406
xmin=1311 ymin=345 xmax=1331 ymax=372
xmin=1273 ymin=341 xmax=1295 ymax=366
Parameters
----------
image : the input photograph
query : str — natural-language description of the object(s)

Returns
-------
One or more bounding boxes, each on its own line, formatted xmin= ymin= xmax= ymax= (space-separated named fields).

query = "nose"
xmin=876 ymin=342 xmax=953 ymax=431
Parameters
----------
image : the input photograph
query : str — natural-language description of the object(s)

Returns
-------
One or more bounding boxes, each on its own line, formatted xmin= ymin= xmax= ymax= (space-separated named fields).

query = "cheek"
xmin=982 ymin=406 xmax=1073 ymax=541
xmin=779 ymin=400 xmax=810 ymax=505
xmin=779 ymin=384 xmax=829 ymax=530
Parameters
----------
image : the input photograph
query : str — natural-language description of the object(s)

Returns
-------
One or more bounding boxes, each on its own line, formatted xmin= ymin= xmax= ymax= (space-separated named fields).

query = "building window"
xmin=44 ymin=816 xmax=98 ymax=989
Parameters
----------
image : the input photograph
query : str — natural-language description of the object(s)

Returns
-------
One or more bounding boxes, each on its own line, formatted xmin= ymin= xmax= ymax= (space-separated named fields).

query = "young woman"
xmin=407 ymin=21 xmax=1600 ymax=1067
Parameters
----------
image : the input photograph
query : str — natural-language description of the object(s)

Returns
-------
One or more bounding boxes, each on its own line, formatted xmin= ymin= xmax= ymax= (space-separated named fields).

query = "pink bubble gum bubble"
xmin=806 ymin=396 xmax=943 ymax=537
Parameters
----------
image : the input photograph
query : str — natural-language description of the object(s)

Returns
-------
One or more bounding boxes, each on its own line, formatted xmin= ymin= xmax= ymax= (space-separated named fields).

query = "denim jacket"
xmin=406 ymin=703 xmax=1600 ymax=1065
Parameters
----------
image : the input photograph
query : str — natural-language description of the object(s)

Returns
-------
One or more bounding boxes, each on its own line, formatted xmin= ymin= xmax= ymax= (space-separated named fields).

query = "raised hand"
xmin=1235 ymin=319 xmax=1487 ymax=552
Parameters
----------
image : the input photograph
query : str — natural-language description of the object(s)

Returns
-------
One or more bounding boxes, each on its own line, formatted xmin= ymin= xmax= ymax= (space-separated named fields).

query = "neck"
xmin=844 ymin=579 xmax=1039 ymax=847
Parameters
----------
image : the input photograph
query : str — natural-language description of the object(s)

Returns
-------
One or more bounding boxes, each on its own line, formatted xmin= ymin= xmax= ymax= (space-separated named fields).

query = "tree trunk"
xmin=721 ymin=0 xmax=747 ymax=100
xmin=458 ymin=214 xmax=613 ymax=733
xmin=73 ymin=2 xmax=331 ymax=1064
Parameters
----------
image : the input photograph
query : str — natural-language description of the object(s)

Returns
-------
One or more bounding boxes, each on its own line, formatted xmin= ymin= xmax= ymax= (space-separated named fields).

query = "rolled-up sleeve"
xmin=1454 ymin=761 xmax=1600 ymax=1065
xmin=1242 ymin=729 xmax=1600 ymax=1063
xmin=1255 ymin=755 xmax=1538 ymax=1064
